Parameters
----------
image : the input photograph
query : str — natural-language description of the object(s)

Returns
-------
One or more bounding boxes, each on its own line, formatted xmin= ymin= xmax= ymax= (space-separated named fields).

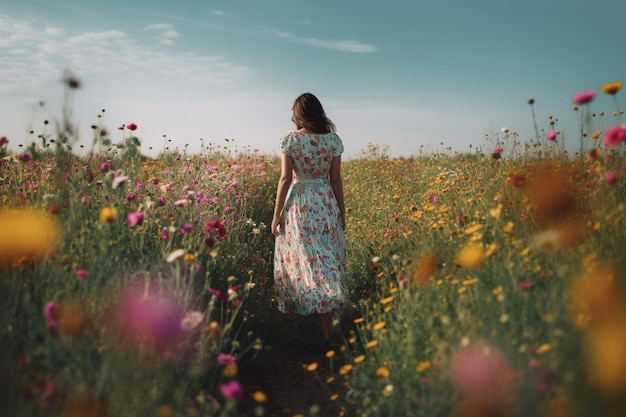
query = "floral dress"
xmin=273 ymin=131 xmax=347 ymax=315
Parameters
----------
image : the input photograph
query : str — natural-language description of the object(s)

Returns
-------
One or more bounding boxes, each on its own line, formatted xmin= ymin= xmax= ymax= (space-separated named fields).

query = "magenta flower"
xmin=75 ymin=269 xmax=88 ymax=279
xmin=127 ymin=212 xmax=145 ymax=227
xmin=603 ymin=125 xmax=626 ymax=148
xmin=572 ymin=89 xmax=596 ymax=105
xmin=18 ymin=153 xmax=32 ymax=162
xmin=99 ymin=161 xmax=112 ymax=172
xmin=606 ymin=171 xmax=619 ymax=185
xmin=433 ymin=195 xmax=439 ymax=204
xmin=519 ymin=281 xmax=533 ymax=291
xmin=493 ymin=147 xmax=504 ymax=154
xmin=126 ymin=123 xmax=138 ymax=131
xmin=219 ymin=380 xmax=244 ymax=400
xmin=44 ymin=301 xmax=60 ymax=327
xmin=546 ymin=130 xmax=557 ymax=141
xmin=217 ymin=353 xmax=237 ymax=365
xmin=174 ymin=199 xmax=188 ymax=207
xmin=115 ymin=286 xmax=183 ymax=350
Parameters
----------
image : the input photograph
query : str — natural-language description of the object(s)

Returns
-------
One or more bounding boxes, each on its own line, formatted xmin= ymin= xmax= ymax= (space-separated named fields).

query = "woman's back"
xmin=281 ymin=131 xmax=342 ymax=180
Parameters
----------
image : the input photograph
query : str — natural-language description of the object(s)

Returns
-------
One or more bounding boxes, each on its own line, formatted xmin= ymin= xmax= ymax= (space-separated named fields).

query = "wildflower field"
xmin=1 ymin=80 xmax=626 ymax=417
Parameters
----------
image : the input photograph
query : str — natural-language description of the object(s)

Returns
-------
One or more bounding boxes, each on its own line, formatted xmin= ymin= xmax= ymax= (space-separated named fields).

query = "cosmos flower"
xmin=603 ymin=125 xmax=626 ymax=148
xmin=75 ymin=269 xmax=88 ymax=279
xmin=217 ymin=353 xmax=237 ymax=365
xmin=112 ymin=175 xmax=130 ymax=189
xmin=572 ymin=89 xmax=596 ymax=105
xmin=605 ymin=171 xmax=619 ymax=185
xmin=180 ymin=311 xmax=204 ymax=331
xmin=127 ymin=212 xmax=145 ymax=227
xmin=126 ymin=123 xmax=138 ymax=131
xmin=546 ymin=130 xmax=557 ymax=141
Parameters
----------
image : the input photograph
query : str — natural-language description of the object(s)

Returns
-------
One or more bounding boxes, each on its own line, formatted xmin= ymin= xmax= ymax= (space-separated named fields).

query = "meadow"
xmin=1 ymin=79 xmax=626 ymax=417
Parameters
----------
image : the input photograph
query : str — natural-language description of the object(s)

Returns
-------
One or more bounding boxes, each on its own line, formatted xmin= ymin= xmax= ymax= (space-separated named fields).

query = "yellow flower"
xmin=600 ymin=81 xmax=622 ymax=95
xmin=372 ymin=321 xmax=386 ymax=330
xmin=325 ymin=350 xmax=336 ymax=358
xmin=454 ymin=243 xmax=486 ymax=268
xmin=380 ymin=296 xmax=394 ymax=305
xmin=463 ymin=223 xmax=483 ymax=235
xmin=223 ymin=363 xmax=238 ymax=377
xmin=98 ymin=206 xmax=118 ymax=223
xmin=339 ymin=364 xmax=353 ymax=375
xmin=0 ymin=207 xmax=61 ymax=268
xmin=365 ymin=340 xmax=379 ymax=348
xmin=535 ymin=344 xmax=551 ymax=355
xmin=306 ymin=362 xmax=319 ymax=372
xmin=410 ymin=250 xmax=443 ymax=286
xmin=503 ymin=221 xmax=514 ymax=233
xmin=586 ymin=319 xmax=626 ymax=392
xmin=252 ymin=391 xmax=268 ymax=403
xmin=183 ymin=254 xmax=195 ymax=262
xmin=329 ymin=394 xmax=339 ymax=401
xmin=376 ymin=367 xmax=390 ymax=378
xmin=590 ymin=130 xmax=603 ymax=140
xmin=489 ymin=204 xmax=502 ymax=218
xmin=353 ymin=317 xmax=365 ymax=324
xmin=416 ymin=360 xmax=431 ymax=372
xmin=353 ymin=355 xmax=366 ymax=363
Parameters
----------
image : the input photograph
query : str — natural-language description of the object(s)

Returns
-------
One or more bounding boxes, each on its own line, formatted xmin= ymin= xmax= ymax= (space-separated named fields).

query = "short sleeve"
xmin=279 ymin=132 xmax=295 ymax=157
xmin=332 ymin=133 xmax=344 ymax=157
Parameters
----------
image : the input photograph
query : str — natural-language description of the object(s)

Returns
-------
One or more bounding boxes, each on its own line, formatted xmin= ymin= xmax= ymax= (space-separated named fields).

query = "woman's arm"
xmin=271 ymin=152 xmax=293 ymax=236
xmin=329 ymin=155 xmax=345 ymax=229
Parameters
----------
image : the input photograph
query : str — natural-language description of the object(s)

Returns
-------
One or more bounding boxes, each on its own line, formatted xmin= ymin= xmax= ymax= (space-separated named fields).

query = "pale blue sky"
xmin=1 ymin=0 xmax=624 ymax=158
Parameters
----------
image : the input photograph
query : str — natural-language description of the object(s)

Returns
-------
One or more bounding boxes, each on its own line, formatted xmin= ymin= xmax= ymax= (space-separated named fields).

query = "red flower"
xmin=126 ymin=123 xmax=138 ymax=131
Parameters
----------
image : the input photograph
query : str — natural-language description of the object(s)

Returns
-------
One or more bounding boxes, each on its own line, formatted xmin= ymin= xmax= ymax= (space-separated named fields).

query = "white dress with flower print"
xmin=273 ymin=131 xmax=347 ymax=315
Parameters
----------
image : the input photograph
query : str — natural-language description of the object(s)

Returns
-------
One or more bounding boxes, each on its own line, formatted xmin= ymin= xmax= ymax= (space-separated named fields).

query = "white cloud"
xmin=0 ymin=14 xmax=251 ymax=94
xmin=268 ymin=29 xmax=377 ymax=53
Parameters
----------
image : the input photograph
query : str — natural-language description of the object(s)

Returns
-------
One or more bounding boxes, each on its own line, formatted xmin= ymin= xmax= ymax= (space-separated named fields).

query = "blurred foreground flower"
xmin=450 ymin=342 xmax=517 ymax=415
xmin=0 ymin=207 xmax=61 ymax=268
xmin=126 ymin=212 xmax=145 ymax=227
xmin=219 ymin=380 xmax=244 ymax=400
xmin=410 ymin=250 xmax=443 ymax=285
xmin=603 ymin=125 xmax=626 ymax=148
xmin=110 ymin=284 xmax=184 ymax=354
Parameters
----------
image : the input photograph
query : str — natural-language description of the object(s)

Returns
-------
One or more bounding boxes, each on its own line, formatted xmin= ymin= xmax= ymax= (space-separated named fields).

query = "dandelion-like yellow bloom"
xmin=463 ymin=223 xmax=483 ymax=235
xmin=600 ymin=81 xmax=622 ymax=95
xmin=365 ymin=340 xmax=379 ymax=348
xmin=99 ymin=206 xmax=118 ymax=223
xmin=306 ymin=362 xmax=319 ymax=372
xmin=454 ymin=243 xmax=486 ymax=268
xmin=353 ymin=355 xmax=366 ymax=363
xmin=0 ymin=207 xmax=60 ymax=268
xmin=416 ymin=360 xmax=431 ymax=372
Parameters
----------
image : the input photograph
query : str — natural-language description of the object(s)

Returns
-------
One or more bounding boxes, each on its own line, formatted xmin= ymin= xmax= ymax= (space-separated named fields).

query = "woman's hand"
xmin=271 ymin=216 xmax=282 ymax=236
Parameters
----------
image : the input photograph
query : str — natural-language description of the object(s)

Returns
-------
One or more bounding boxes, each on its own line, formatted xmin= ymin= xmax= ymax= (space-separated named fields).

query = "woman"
xmin=271 ymin=93 xmax=346 ymax=345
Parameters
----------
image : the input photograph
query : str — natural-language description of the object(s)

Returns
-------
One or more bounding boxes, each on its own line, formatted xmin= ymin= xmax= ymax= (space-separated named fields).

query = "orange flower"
xmin=454 ymin=243 xmax=486 ymax=269
xmin=99 ymin=206 xmax=118 ymax=223
xmin=600 ymin=81 xmax=622 ymax=95
xmin=410 ymin=251 xmax=443 ymax=285
xmin=508 ymin=172 xmax=526 ymax=188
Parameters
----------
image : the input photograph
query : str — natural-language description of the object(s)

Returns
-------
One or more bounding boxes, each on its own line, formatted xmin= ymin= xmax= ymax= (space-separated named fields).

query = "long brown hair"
xmin=292 ymin=93 xmax=336 ymax=134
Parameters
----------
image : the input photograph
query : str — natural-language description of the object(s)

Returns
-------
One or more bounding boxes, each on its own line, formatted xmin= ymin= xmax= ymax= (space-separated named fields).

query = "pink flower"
xmin=217 ymin=353 xmax=237 ymax=365
xmin=115 ymin=286 xmax=183 ymax=350
xmin=44 ymin=302 xmax=60 ymax=327
xmin=126 ymin=123 xmax=138 ymax=131
xmin=75 ymin=269 xmax=88 ymax=279
xmin=572 ymin=89 xmax=596 ymax=105
xmin=112 ymin=175 xmax=129 ymax=189
xmin=450 ymin=342 xmax=515 ymax=397
xmin=603 ymin=125 xmax=626 ymax=148
xmin=519 ymin=281 xmax=533 ymax=290
xmin=219 ymin=380 xmax=244 ymax=400
xmin=433 ymin=195 xmax=439 ymax=204
xmin=127 ymin=212 xmax=145 ymax=227
xmin=493 ymin=147 xmax=504 ymax=154
xmin=181 ymin=311 xmax=204 ymax=331
xmin=606 ymin=171 xmax=619 ymax=185
xmin=546 ymin=130 xmax=557 ymax=141
xmin=174 ymin=199 xmax=188 ymax=207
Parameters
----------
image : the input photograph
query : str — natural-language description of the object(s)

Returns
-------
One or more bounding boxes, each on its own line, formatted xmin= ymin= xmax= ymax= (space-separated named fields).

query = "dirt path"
xmin=239 ymin=313 xmax=354 ymax=417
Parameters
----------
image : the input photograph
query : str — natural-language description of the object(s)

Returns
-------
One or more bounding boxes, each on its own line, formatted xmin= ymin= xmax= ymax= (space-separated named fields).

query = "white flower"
xmin=166 ymin=249 xmax=185 ymax=263
xmin=181 ymin=311 xmax=204 ymax=330
xmin=112 ymin=175 xmax=129 ymax=189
